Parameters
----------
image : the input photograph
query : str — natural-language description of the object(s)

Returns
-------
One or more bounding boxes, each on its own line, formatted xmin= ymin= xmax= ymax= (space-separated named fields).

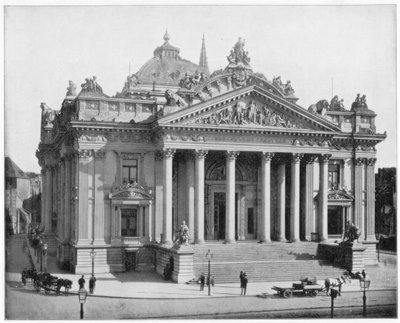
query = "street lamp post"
xmin=206 ymin=249 xmax=212 ymax=296
xmin=359 ymin=278 xmax=371 ymax=317
xmin=42 ymin=243 xmax=48 ymax=272
xmin=78 ymin=288 xmax=88 ymax=319
xmin=89 ymin=249 xmax=96 ymax=277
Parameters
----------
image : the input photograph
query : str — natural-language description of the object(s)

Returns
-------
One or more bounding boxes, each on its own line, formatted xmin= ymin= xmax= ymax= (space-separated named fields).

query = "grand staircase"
xmin=192 ymin=241 xmax=346 ymax=283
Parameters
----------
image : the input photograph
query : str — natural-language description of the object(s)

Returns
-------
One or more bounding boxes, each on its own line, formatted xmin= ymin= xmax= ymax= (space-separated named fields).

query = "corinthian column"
xmin=290 ymin=153 xmax=303 ymax=242
xmin=318 ymin=154 xmax=331 ymax=241
xmin=260 ymin=152 xmax=274 ymax=243
xmin=194 ymin=150 xmax=208 ymax=244
xmin=276 ymin=160 xmax=286 ymax=241
xmin=63 ymin=155 xmax=72 ymax=242
xmin=185 ymin=153 xmax=195 ymax=243
xmin=162 ymin=148 xmax=175 ymax=244
xmin=225 ymin=151 xmax=239 ymax=243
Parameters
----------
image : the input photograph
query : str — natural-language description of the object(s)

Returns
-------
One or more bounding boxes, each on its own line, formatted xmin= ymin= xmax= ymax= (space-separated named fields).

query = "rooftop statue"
xmin=66 ymin=81 xmax=77 ymax=96
xmin=308 ymin=99 xmax=329 ymax=116
xmin=351 ymin=93 xmax=368 ymax=110
xmin=164 ymin=89 xmax=187 ymax=108
xmin=227 ymin=37 xmax=251 ymax=66
xmin=179 ymin=71 xmax=205 ymax=90
xmin=40 ymin=103 xmax=56 ymax=127
xmin=284 ymin=80 xmax=295 ymax=96
xmin=329 ymin=95 xmax=346 ymax=111
xmin=81 ymin=76 xmax=104 ymax=94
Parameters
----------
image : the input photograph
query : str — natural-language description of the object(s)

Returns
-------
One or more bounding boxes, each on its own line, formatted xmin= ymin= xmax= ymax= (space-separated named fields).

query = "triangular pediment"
xmin=159 ymin=86 xmax=341 ymax=133
xmin=327 ymin=189 xmax=354 ymax=201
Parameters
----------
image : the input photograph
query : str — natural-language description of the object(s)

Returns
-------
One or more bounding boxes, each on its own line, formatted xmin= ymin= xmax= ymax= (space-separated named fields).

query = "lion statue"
xmin=308 ymin=99 xmax=329 ymax=116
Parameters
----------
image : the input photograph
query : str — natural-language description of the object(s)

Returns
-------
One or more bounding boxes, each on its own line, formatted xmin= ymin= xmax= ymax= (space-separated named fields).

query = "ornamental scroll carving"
xmin=226 ymin=151 xmax=240 ymax=161
xmin=186 ymin=100 xmax=303 ymax=129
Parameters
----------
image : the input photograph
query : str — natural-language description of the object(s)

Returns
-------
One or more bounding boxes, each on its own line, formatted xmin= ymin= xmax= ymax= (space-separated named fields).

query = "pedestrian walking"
xmin=241 ymin=272 xmax=248 ymax=295
xmin=89 ymin=276 xmax=96 ymax=294
xmin=239 ymin=271 xmax=244 ymax=288
xmin=211 ymin=275 xmax=215 ymax=287
xmin=199 ymin=273 xmax=205 ymax=291
xmin=78 ymin=275 xmax=86 ymax=289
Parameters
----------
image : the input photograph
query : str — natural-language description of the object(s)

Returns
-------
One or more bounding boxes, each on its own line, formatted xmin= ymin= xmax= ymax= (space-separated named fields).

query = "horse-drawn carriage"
xmin=271 ymin=275 xmax=352 ymax=298
xmin=21 ymin=268 xmax=72 ymax=295
xmin=272 ymin=277 xmax=324 ymax=298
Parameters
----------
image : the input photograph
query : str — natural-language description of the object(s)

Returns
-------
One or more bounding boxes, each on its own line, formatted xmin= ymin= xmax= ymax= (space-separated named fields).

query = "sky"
xmin=4 ymin=4 xmax=397 ymax=173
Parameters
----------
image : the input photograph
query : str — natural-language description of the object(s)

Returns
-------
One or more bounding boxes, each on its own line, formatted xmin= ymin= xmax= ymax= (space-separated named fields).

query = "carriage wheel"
xmin=310 ymin=290 xmax=318 ymax=297
xmin=65 ymin=288 xmax=70 ymax=294
xmin=283 ymin=290 xmax=293 ymax=298
xmin=44 ymin=286 xmax=51 ymax=295
xmin=34 ymin=281 xmax=40 ymax=291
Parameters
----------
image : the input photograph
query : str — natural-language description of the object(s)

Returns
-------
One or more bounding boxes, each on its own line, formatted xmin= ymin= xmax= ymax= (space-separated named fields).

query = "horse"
xmin=21 ymin=268 xmax=37 ymax=286
xmin=56 ymin=278 xmax=73 ymax=294
xmin=325 ymin=275 xmax=351 ymax=296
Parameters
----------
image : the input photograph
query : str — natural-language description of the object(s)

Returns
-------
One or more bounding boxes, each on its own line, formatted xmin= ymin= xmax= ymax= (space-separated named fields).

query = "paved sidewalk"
xmin=8 ymin=241 xmax=396 ymax=300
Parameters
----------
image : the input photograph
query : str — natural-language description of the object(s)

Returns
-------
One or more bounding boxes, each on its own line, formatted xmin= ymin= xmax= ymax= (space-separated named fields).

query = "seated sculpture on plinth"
xmin=174 ymin=221 xmax=190 ymax=246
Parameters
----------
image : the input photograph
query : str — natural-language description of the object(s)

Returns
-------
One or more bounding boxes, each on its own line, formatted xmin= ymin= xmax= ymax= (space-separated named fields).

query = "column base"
xmin=276 ymin=237 xmax=287 ymax=242
xmin=291 ymin=238 xmax=300 ymax=243
xmin=195 ymin=240 xmax=205 ymax=244
xmin=224 ymin=239 xmax=236 ymax=244
xmin=259 ymin=239 xmax=271 ymax=243
xmin=162 ymin=240 xmax=173 ymax=245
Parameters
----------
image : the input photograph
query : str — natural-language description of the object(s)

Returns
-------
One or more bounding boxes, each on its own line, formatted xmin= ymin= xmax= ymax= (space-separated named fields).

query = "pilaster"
xmin=93 ymin=150 xmax=106 ymax=245
xmin=318 ymin=154 xmax=331 ymax=241
xmin=354 ymin=157 xmax=364 ymax=235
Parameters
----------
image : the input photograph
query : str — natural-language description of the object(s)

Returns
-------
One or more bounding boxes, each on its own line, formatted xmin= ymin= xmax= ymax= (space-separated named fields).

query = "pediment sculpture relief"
xmin=185 ymin=100 xmax=304 ymax=129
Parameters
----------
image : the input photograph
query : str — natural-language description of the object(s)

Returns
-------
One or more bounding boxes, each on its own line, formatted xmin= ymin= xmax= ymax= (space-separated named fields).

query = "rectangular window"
xmin=121 ymin=208 xmax=138 ymax=237
xmin=122 ymin=159 xmax=138 ymax=184
xmin=328 ymin=163 xmax=340 ymax=190
xmin=247 ymin=208 xmax=254 ymax=234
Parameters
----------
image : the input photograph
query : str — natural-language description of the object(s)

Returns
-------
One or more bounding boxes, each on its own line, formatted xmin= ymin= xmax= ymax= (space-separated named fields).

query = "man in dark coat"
xmin=199 ymin=273 xmax=205 ymax=291
xmin=78 ymin=275 xmax=85 ymax=289
xmin=241 ymin=273 xmax=248 ymax=295
xmin=89 ymin=276 xmax=96 ymax=294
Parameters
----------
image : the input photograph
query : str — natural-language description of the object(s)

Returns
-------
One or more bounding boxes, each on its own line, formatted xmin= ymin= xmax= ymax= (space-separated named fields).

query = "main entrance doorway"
xmin=213 ymin=193 xmax=225 ymax=240
xmin=213 ymin=192 xmax=238 ymax=240
xmin=328 ymin=206 xmax=343 ymax=237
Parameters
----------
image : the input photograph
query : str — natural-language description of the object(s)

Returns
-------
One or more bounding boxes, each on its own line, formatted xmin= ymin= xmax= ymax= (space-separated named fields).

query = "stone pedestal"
xmin=341 ymin=243 xmax=367 ymax=273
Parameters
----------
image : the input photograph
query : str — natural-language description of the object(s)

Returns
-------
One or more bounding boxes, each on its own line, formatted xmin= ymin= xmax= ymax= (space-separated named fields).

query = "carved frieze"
xmin=184 ymin=99 xmax=305 ymax=129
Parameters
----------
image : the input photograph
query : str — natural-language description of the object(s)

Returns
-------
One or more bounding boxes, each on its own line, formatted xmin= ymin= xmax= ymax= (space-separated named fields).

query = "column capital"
xmin=94 ymin=149 xmax=106 ymax=160
xmin=163 ymin=148 xmax=176 ymax=159
xmin=366 ymin=158 xmax=376 ymax=166
xmin=226 ymin=151 xmax=240 ymax=161
xmin=355 ymin=157 xmax=365 ymax=166
xmin=291 ymin=153 xmax=304 ymax=163
xmin=77 ymin=149 xmax=92 ymax=159
xmin=194 ymin=150 xmax=208 ymax=160
xmin=155 ymin=150 xmax=164 ymax=161
xmin=319 ymin=154 xmax=332 ymax=163
xmin=262 ymin=152 xmax=274 ymax=161
xmin=304 ymin=154 xmax=319 ymax=164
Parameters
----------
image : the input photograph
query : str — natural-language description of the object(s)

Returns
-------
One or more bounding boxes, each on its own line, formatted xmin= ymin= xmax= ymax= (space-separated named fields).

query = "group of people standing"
xmin=198 ymin=273 xmax=215 ymax=291
xmin=78 ymin=275 xmax=97 ymax=294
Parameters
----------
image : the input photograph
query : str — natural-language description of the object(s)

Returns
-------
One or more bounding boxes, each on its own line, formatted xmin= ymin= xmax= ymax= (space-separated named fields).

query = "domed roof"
xmin=136 ymin=31 xmax=202 ymax=86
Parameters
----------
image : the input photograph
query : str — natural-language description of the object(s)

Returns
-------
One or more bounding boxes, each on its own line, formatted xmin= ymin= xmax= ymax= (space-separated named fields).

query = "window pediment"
xmin=109 ymin=182 xmax=152 ymax=200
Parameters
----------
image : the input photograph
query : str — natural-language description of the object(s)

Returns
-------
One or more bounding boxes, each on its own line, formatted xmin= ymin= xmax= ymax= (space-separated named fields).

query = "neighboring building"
xmin=5 ymin=157 xmax=42 ymax=234
xmin=36 ymin=32 xmax=386 ymax=279
xmin=375 ymin=167 xmax=396 ymax=236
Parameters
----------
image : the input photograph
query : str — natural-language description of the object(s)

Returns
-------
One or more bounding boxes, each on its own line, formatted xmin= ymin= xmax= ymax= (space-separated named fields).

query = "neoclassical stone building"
xmin=36 ymin=32 xmax=385 ymax=278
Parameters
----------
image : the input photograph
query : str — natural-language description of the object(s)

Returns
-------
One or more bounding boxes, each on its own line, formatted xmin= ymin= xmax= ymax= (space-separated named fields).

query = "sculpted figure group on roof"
xmin=227 ymin=37 xmax=251 ymax=66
